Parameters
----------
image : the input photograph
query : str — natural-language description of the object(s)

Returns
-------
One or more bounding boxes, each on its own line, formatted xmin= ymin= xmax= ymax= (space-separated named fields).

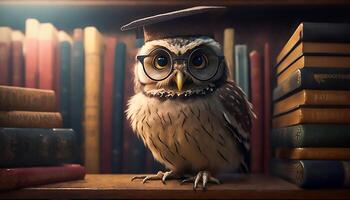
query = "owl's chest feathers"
xmin=127 ymin=93 xmax=241 ymax=173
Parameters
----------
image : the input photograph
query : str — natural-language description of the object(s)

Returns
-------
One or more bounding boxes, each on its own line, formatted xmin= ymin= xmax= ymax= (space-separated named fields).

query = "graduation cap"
xmin=121 ymin=6 xmax=226 ymax=42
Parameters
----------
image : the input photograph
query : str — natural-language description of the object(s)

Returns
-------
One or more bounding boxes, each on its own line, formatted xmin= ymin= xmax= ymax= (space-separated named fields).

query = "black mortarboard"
xmin=121 ymin=6 xmax=226 ymax=41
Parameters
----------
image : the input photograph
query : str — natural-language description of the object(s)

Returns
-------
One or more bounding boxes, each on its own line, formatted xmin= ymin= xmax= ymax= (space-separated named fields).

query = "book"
xmin=112 ymin=42 xmax=126 ymax=173
xmin=277 ymin=55 xmax=350 ymax=84
xmin=277 ymin=42 xmax=350 ymax=74
xmin=58 ymin=31 xmax=72 ymax=128
xmin=271 ymin=124 xmax=350 ymax=148
xmin=121 ymin=37 xmax=146 ymax=173
xmin=24 ymin=18 xmax=40 ymax=88
xmin=275 ymin=148 xmax=350 ymax=160
xmin=249 ymin=50 xmax=264 ymax=173
xmin=271 ymin=159 xmax=350 ymax=188
xmin=38 ymin=23 xmax=58 ymax=90
xmin=276 ymin=22 xmax=350 ymax=65
xmin=263 ymin=42 xmax=272 ymax=174
xmin=101 ymin=36 xmax=116 ymax=173
xmin=273 ymin=68 xmax=350 ymax=101
xmin=273 ymin=90 xmax=350 ymax=116
xmin=0 ymin=85 xmax=56 ymax=112
xmin=0 ymin=164 xmax=85 ymax=190
xmin=0 ymin=111 xmax=62 ymax=128
xmin=235 ymin=45 xmax=250 ymax=98
xmin=70 ymin=28 xmax=84 ymax=164
xmin=0 ymin=26 xmax=12 ymax=85
xmin=11 ymin=31 xmax=24 ymax=87
xmin=83 ymin=26 xmax=104 ymax=173
xmin=0 ymin=128 xmax=77 ymax=167
xmin=272 ymin=107 xmax=350 ymax=128
xmin=223 ymin=28 xmax=235 ymax=80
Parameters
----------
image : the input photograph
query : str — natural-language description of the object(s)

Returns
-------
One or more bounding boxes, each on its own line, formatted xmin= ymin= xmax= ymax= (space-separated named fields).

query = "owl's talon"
xmin=131 ymin=171 xmax=176 ymax=184
xmin=181 ymin=170 xmax=220 ymax=190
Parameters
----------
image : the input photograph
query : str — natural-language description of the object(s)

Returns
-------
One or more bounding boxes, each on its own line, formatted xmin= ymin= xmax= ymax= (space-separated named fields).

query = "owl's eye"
xmin=154 ymin=55 xmax=169 ymax=70
xmin=190 ymin=54 xmax=207 ymax=69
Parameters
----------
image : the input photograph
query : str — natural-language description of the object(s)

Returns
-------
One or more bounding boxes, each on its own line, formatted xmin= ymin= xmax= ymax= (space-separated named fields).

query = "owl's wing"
xmin=216 ymin=80 xmax=255 ymax=173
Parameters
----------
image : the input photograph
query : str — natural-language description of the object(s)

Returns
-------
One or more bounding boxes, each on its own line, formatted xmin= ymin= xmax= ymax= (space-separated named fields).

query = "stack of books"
xmin=0 ymin=86 xmax=85 ymax=190
xmin=271 ymin=22 xmax=350 ymax=188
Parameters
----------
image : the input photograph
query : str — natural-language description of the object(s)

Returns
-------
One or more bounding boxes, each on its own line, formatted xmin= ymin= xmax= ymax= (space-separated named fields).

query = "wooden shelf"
xmin=1 ymin=174 xmax=350 ymax=199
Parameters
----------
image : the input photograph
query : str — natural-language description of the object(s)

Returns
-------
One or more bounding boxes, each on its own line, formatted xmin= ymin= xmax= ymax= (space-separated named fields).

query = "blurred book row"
xmin=0 ymin=18 xmax=275 ymax=176
xmin=271 ymin=22 xmax=350 ymax=188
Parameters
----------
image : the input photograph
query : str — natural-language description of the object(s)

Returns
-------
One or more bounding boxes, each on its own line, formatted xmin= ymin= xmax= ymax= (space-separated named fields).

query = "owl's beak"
xmin=175 ymin=71 xmax=184 ymax=91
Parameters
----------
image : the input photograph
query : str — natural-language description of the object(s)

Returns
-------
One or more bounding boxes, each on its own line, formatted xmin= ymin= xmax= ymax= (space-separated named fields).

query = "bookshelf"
xmin=1 ymin=174 xmax=350 ymax=199
xmin=1 ymin=0 xmax=350 ymax=198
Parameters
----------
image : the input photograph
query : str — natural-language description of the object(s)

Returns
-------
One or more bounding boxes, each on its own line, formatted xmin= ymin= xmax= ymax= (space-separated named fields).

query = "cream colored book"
xmin=223 ymin=28 xmax=235 ymax=80
xmin=84 ymin=26 xmax=104 ymax=173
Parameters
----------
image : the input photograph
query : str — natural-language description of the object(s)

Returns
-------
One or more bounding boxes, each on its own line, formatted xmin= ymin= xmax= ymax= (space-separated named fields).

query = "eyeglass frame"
xmin=136 ymin=46 xmax=225 ymax=81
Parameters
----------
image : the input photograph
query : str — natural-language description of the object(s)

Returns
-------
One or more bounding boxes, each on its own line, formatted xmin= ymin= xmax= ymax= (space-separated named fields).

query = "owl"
xmin=126 ymin=36 xmax=255 ymax=189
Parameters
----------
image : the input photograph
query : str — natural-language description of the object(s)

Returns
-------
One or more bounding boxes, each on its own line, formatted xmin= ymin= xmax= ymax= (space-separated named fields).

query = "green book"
xmin=0 ymin=128 xmax=78 ymax=167
xmin=271 ymin=124 xmax=350 ymax=148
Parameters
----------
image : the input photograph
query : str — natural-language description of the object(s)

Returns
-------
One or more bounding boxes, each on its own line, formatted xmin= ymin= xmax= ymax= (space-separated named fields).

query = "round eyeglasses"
xmin=137 ymin=47 xmax=225 ymax=81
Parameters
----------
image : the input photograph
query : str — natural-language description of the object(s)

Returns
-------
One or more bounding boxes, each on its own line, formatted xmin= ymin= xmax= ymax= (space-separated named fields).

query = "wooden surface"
xmin=1 ymin=174 xmax=350 ymax=199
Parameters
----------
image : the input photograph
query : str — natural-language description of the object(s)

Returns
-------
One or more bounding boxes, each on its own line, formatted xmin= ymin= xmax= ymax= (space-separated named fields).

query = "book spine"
xmin=0 ymin=111 xmax=62 ymax=128
xmin=83 ymin=27 xmax=103 ymax=173
xmin=0 ymin=27 xmax=12 ymax=85
xmin=273 ymin=68 xmax=350 ymax=101
xmin=302 ymin=22 xmax=350 ymax=43
xmin=235 ymin=45 xmax=250 ymax=98
xmin=223 ymin=28 xmax=235 ymax=80
xmin=70 ymin=29 xmax=84 ymax=164
xmin=121 ymin=37 xmax=146 ymax=173
xmin=59 ymin=41 xmax=71 ymax=128
xmin=275 ymin=148 xmax=350 ymax=160
xmin=263 ymin=42 xmax=272 ymax=174
xmin=302 ymin=108 xmax=350 ymax=124
xmin=272 ymin=159 xmax=349 ymax=188
xmin=0 ymin=128 xmax=77 ymax=167
xmin=111 ymin=42 xmax=126 ymax=173
xmin=25 ymin=19 xmax=39 ymax=88
xmin=38 ymin=24 xmax=57 ymax=90
xmin=249 ymin=50 xmax=264 ymax=173
xmin=272 ymin=124 xmax=350 ymax=148
xmin=0 ymin=164 xmax=85 ymax=190
xmin=0 ymin=86 xmax=56 ymax=112
xmin=11 ymin=32 xmax=24 ymax=87
xmin=101 ymin=36 xmax=116 ymax=173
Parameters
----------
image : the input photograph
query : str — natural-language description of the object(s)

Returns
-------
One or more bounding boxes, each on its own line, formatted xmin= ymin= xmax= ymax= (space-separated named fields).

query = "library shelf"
xmin=1 ymin=174 xmax=350 ymax=199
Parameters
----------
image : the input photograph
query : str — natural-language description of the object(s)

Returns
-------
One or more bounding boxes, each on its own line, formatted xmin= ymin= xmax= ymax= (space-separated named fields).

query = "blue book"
xmin=70 ymin=33 xmax=84 ymax=164
xmin=272 ymin=159 xmax=350 ymax=188
xmin=111 ymin=42 xmax=126 ymax=173
xmin=59 ymin=41 xmax=71 ymax=128
xmin=234 ymin=45 xmax=250 ymax=99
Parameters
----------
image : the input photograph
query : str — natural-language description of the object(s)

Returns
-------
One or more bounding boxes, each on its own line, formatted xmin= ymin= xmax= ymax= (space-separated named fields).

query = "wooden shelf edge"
xmin=1 ymin=174 xmax=350 ymax=199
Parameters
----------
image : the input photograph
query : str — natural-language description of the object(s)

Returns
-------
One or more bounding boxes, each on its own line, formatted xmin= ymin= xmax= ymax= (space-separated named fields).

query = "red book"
xmin=249 ymin=50 xmax=264 ymax=173
xmin=263 ymin=42 xmax=272 ymax=174
xmin=0 ymin=164 xmax=85 ymax=190
xmin=25 ymin=19 xmax=40 ymax=88
xmin=101 ymin=36 xmax=117 ymax=173
xmin=11 ymin=31 xmax=25 ymax=87
xmin=38 ymin=23 xmax=57 ymax=90
xmin=0 ymin=27 xmax=12 ymax=85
